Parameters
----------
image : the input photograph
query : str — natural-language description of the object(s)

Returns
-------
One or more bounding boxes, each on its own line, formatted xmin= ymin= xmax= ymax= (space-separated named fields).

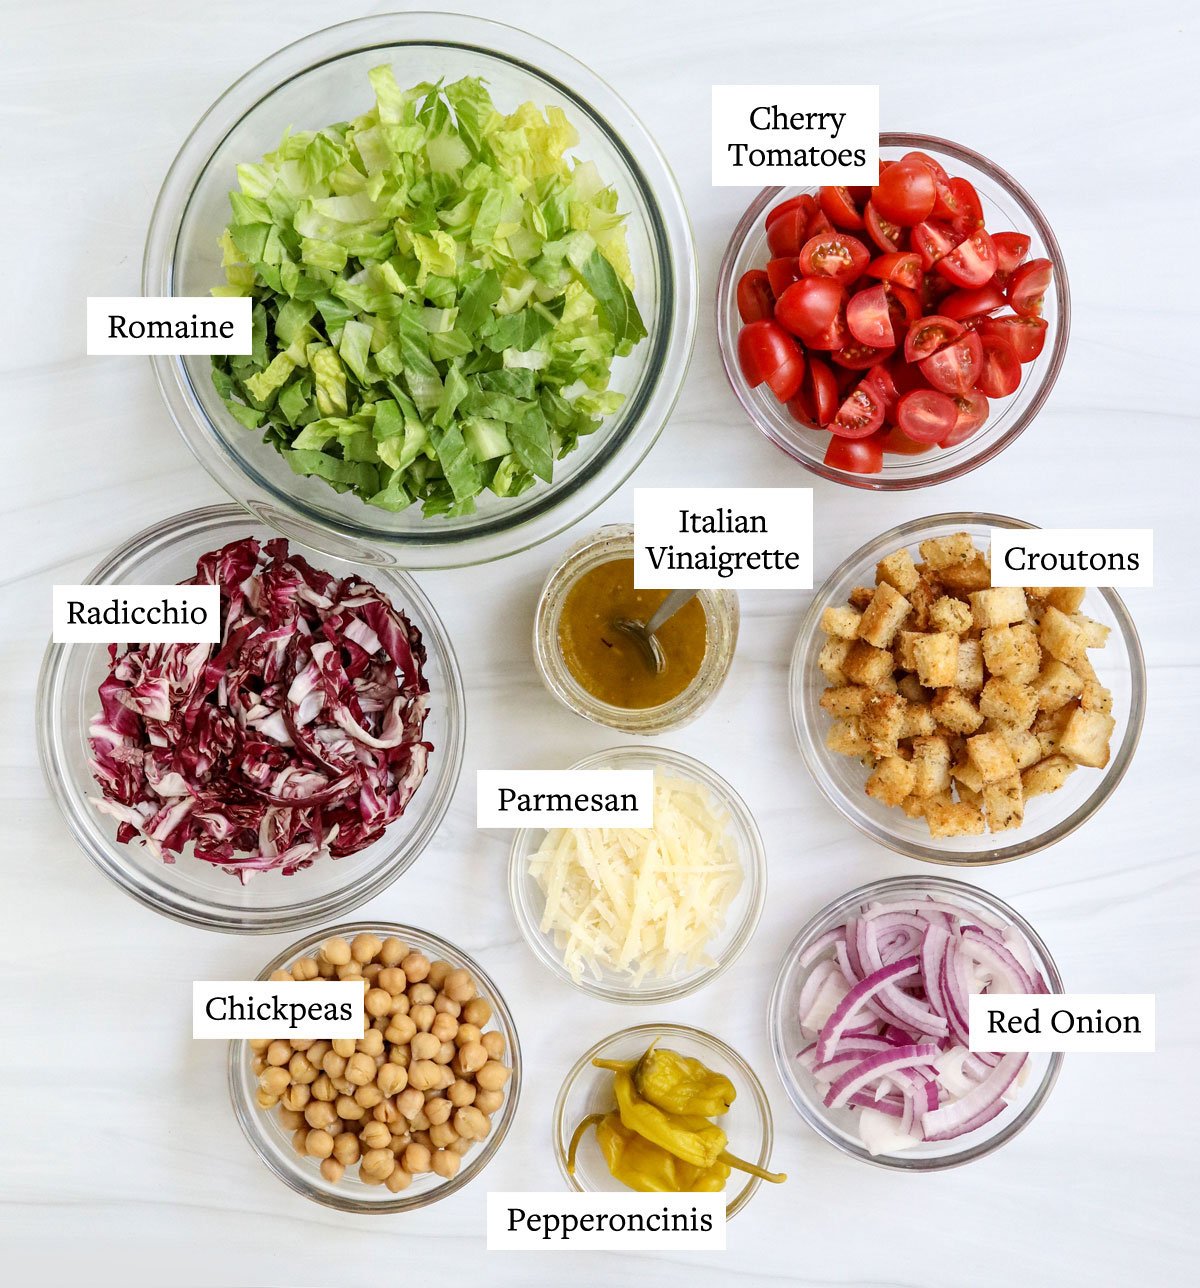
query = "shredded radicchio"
xmin=87 ymin=537 xmax=433 ymax=881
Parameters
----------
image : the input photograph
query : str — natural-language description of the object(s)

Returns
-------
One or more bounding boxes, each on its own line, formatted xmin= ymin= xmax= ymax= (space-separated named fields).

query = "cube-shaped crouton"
xmin=952 ymin=756 xmax=984 ymax=793
xmin=979 ymin=677 xmax=1039 ymax=730
xmin=900 ymin=795 xmax=929 ymax=819
xmin=970 ymin=586 xmax=1028 ymax=630
xmin=848 ymin=585 xmax=875 ymax=610
xmin=982 ymin=623 xmax=1040 ymax=684
xmin=819 ymin=686 xmax=869 ymax=719
xmin=955 ymin=782 xmax=983 ymax=810
xmin=861 ymin=691 xmax=906 ymax=754
xmin=818 ymin=637 xmax=854 ymax=685
xmin=1039 ymin=606 xmax=1086 ymax=665
xmin=966 ymin=730 xmax=1018 ymax=784
xmin=954 ymin=639 xmax=985 ymax=693
xmin=865 ymin=756 xmax=916 ymax=807
xmin=876 ymin=547 xmax=920 ymax=595
xmin=900 ymin=703 xmax=937 ymax=738
xmin=826 ymin=720 xmax=869 ymax=758
xmin=1046 ymin=586 xmax=1086 ymax=614
xmin=914 ymin=632 xmax=959 ymax=688
xmin=898 ymin=673 xmax=927 ymax=704
xmin=930 ymin=595 xmax=973 ymax=635
xmin=1001 ymin=727 xmax=1043 ymax=771
xmin=820 ymin=604 xmax=862 ymax=639
xmin=1036 ymin=659 xmax=1083 ymax=712
xmin=1033 ymin=704 xmax=1077 ymax=757
xmin=1022 ymin=754 xmax=1076 ymax=798
xmin=1058 ymin=708 xmax=1116 ymax=769
xmin=932 ymin=688 xmax=984 ymax=735
xmin=842 ymin=641 xmax=895 ymax=687
xmin=911 ymin=735 xmax=952 ymax=797
xmin=875 ymin=673 xmax=899 ymax=694
xmin=925 ymin=798 xmax=986 ymax=838
xmin=1071 ymin=613 xmax=1110 ymax=650
xmin=939 ymin=555 xmax=992 ymax=593
xmin=859 ymin=582 xmax=912 ymax=648
xmin=908 ymin=578 xmax=940 ymax=631
xmin=984 ymin=774 xmax=1024 ymax=832
xmin=919 ymin=532 xmax=976 ymax=570
xmin=1081 ymin=680 xmax=1114 ymax=714
xmin=896 ymin=631 xmax=923 ymax=672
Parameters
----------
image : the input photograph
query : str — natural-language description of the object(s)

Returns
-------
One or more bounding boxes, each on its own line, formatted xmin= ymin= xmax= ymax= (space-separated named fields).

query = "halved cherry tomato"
xmin=919 ymin=271 xmax=954 ymax=314
xmin=735 ymin=269 xmax=774 ymax=324
xmin=846 ymin=283 xmax=895 ymax=349
xmin=872 ymin=158 xmax=936 ymax=225
xmin=799 ymin=232 xmax=870 ymax=284
xmin=866 ymin=252 xmax=923 ymax=291
xmin=862 ymin=363 xmax=900 ymax=422
xmin=904 ymin=314 xmax=964 ymax=362
xmin=737 ymin=320 xmax=804 ymax=400
xmin=936 ymin=228 xmax=997 ymax=288
xmin=902 ymin=150 xmax=950 ymax=185
xmin=805 ymin=355 xmax=839 ymax=426
xmin=976 ymin=333 xmax=1021 ymax=397
xmin=940 ymin=283 xmax=1007 ymax=321
xmin=878 ymin=424 xmax=934 ymax=455
xmin=774 ymin=277 xmax=844 ymax=343
xmin=832 ymin=340 xmax=895 ymax=370
xmin=919 ymin=331 xmax=983 ymax=395
xmin=830 ymin=382 xmax=885 ymax=438
xmin=805 ymin=309 xmax=850 ymax=351
xmin=992 ymin=231 xmax=1032 ymax=275
xmin=767 ymin=205 xmax=809 ymax=257
xmin=766 ymin=256 xmax=802 ymax=297
xmin=883 ymin=283 xmax=922 ymax=334
xmin=1007 ymin=258 xmax=1053 ymax=317
xmin=819 ymin=185 xmax=865 ymax=231
xmin=888 ymin=353 xmax=930 ymax=395
xmin=942 ymin=390 xmax=990 ymax=444
xmin=825 ymin=433 xmax=884 ymax=473
xmin=786 ymin=388 xmax=819 ymax=428
xmin=864 ymin=202 xmax=903 ymax=252
xmin=806 ymin=208 xmax=834 ymax=240
xmin=978 ymin=314 xmax=1048 ymax=363
xmin=912 ymin=220 xmax=960 ymax=269
xmin=897 ymin=388 xmax=958 ymax=442
xmin=947 ymin=177 xmax=984 ymax=233
xmin=765 ymin=193 xmax=814 ymax=230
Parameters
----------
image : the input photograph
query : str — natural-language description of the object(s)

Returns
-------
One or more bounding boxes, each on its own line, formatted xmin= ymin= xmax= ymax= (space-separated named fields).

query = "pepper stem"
xmin=566 ymin=1114 xmax=606 ymax=1176
xmin=718 ymin=1150 xmax=788 ymax=1184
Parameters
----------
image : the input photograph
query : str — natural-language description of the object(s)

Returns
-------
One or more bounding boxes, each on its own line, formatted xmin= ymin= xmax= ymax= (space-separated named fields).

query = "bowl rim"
xmin=228 ymin=920 xmax=521 ymax=1211
xmin=551 ymin=1021 xmax=774 ymax=1217
xmin=767 ymin=874 xmax=1065 ymax=1171
xmin=788 ymin=511 xmax=1146 ymax=865
xmin=142 ymin=11 xmax=698 ymax=568
xmin=716 ymin=131 xmax=1071 ymax=491
xmin=507 ymin=744 xmax=766 ymax=1002
xmin=35 ymin=503 xmax=466 ymax=933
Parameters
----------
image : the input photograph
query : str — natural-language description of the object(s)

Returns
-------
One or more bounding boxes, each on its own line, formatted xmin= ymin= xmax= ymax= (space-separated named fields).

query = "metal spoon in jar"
xmin=612 ymin=589 xmax=699 ymax=675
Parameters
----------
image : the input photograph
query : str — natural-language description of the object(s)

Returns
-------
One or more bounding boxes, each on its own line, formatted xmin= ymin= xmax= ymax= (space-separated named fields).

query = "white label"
xmin=633 ymin=487 xmax=813 ymax=589
xmin=53 ymin=584 xmax=221 ymax=643
xmin=989 ymin=529 xmax=1153 ymax=588
xmin=969 ymin=994 xmax=1155 ymax=1053
xmin=192 ymin=981 xmax=364 ymax=1039
xmin=486 ymin=1192 xmax=726 ymax=1251
xmin=477 ymin=770 xmax=653 ymax=828
xmin=712 ymin=85 xmax=878 ymax=186
xmin=86 ymin=296 xmax=252 ymax=355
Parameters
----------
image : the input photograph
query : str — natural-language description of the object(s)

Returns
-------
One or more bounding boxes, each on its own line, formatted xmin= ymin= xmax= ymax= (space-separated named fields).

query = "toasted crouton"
xmin=1039 ymin=606 xmax=1086 ymax=665
xmin=900 ymin=702 xmax=937 ymax=738
xmin=876 ymin=547 xmax=920 ymax=595
xmin=1000 ymin=726 xmax=1043 ymax=771
xmin=930 ymin=595 xmax=973 ymax=635
xmin=911 ymin=735 xmax=952 ymax=797
xmin=826 ymin=720 xmax=869 ymax=758
xmin=1071 ymin=613 xmax=1111 ymax=650
xmin=908 ymin=578 xmax=940 ymax=630
xmin=842 ymin=641 xmax=895 ymax=687
xmin=951 ymin=755 xmax=984 ymax=793
xmin=955 ymin=782 xmax=983 ymax=810
xmin=983 ymin=774 xmax=1024 ymax=831
xmin=896 ymin=631 xmax=923 ymax=671
xmin=819 ymin=686 xmax=870 ymax=719
xmin=1022 ymin=754 xmax=1076 ymax=797
xmin=865 ymin=756 xmax=916 ymax=807
xmin=820 ymin=604 xmax=863 ymax=639
xmin=898 ymin=673 xmax=927 ymax=704
xmin=1033 ymin=704 xmax=1077 ymax=757
xmin=914 ymin=632 xmax=959 ymax=688
xmin=900 ymin=794 xmax=929 ymax=818
xmin=925 ymin=798 xmax=986 ymax=837
xmin=982 ymin=623 xmax=1040 ymax=684
xmin=969 ymin=586 xmax=1028 ymax=630
xmin=818 ymin=637 xmax=855 ymax=685
xmin=979 ymin=677 xmax=1039 ymax=730
xmin=859 ymin=582 xmax=912 ymax=648
xmin=1081 ymin=679 xmax=1114 ymax=714
xmin=918 ymin=532 xmax=976 ymax=570
xmin=939 ymin=555 xmax=992 ymax=593
xmin=1036 ymin=659 xmax=1083 ymax=712
xmin=1058 ymin=708 xmax=1116 ymax=769
xmin=861 ymin=691 xmax=907 ymax=754
xmin=966 ymin=730 xmax=1018 ymax=784
xmin=932 ymin=688 xmax=984 ymax=735
xmin=848 ymin=586 xmax=875 ymax=610
xmin=954 ymin=639 xmax=985 ymax=692
xmin=1046 ymin=586 xmax=1086 ymax=614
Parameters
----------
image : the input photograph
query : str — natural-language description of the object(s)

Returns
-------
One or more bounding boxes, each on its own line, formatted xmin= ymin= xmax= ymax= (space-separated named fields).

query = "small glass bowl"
xmin=144 ymin=13 xmax=697 ymax=569
xmin=36 ymin=505 xmax=464 ymax=933
xmin=716 ymin=133 xmax=1070 ymax=489
xmin=229 ymin=922 xmax=521 ymax=1211
xmin=790 ymin=513 xmax=1145 ymax=865
xmin=533 ymin=525 xmax=739 ymax=733
xmin=769 ymin=875 xmax=1064 ymax=1171
xmin=553 ymin=1023 xmax=776 ymax=1217
xmin=507 ymin=745 xmax=765 ymax=1002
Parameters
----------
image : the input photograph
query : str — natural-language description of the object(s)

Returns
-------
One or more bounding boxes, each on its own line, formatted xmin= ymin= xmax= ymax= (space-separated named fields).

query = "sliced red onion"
xmin=825 ymin=1044 xmax=941 ymax=1109
xmin=816 ymin=956 xmax=921 ymax=1064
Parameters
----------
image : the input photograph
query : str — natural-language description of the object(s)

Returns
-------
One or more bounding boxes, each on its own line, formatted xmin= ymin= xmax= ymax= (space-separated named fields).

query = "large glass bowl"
xmin=789 ymin=514 xmax=1145 ymax=865
xmin=769 ymin=876 xmax=1064 ymax=1171
xmin=717 ymin=134 xmax=1069 ymax=489
xmin=144 ymin=13 xmax=697 ymax=568
xmin=36 ymin=505 xmax=464 ymax=933
xmin=229 ymin=922 xmax=520 ymax=1211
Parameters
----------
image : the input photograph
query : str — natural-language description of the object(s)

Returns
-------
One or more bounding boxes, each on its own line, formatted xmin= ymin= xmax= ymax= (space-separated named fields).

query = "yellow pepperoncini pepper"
xmin=567 ymin=1112 xmax=730 ymax=1192
xmin=596 ymin=1045 xmax=738 ymax=1117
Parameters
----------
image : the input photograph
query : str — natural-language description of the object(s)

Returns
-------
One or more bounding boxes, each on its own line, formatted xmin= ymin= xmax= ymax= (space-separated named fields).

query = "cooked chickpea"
xmin=379 ymin=938 xmax=409 ymax=967
xmin=360 ymin=1148 xmax=396 ymax=1180
xmin=351 ymin=933 xmax=383 ymax=964
xmin=424 ymin=1097 xmax=453 ymax=1127
xmin=443 ymin=969 xmax=475 ymax=1004
xmin=354 ymin=1083 xmax=383 ymax=1109
xmin=454 ymin=1023 xmax=481 ymax=1048
xmin=429 ymin=1121 xmax=458 ymax=1149
xmin=292 ymin=1128 xmax=309 ymax=1155
xmin=310 ymin=1074 xmax=336 ymax=1102
xmin=332 ymin=1132 xmax=360 ymax=1165
xmin=453 ymin=1106 xmax=488 ymax=1141
xmin=278 ymin=1108 xmax=304 ymax=1131
xmin=345 ymin=1052 xmax=376 ymax=1086
xmin=305 ymin=1129 xmax=335 ymax=1159
xmin=474 ymin=1089 xmax=504 ymax=1116
xmin=433 ymin=994 xmax=461 ymax=1018
xmin=410 ymin=1003 xmax=436 ymax=1033
xmin=266 ymin=1041 xmax=292 ymax=1067
xmin=252 ymin=1056 xmax=267 ymax=1076
xmin=363 ymin=962 xmax=383 ymax=984
xmin=336 ymin=962 xmax=362 ymax=980
xmin=431 ymin=1012 xmax=459 ymax=1043
xmin=403 ymin=1143 xmax=432 ymax=1174
xmin=360 ymin=1120 xmax=391 ymax=1150
xmin=364 ymin=987 xmax=392 ymax=1018
xmin=388 ymin=1046 xmax=411 ymax=1069
xmin=332 ymin=1038 xmax=356 ymax=1059
xmin=410 ymin=1032 xmax=440 ymax=1062
xmin=249 ymin=1038 xmax=271 ymax=1053
xmin=322 ymin=1051 xmax=347 ymax=1079
xmin=377 ymin=967 xmax=407 ymax=995
xmin=454 ymin=1042 xmax=487 ymax=1075
xmin=407 ymin=1059 xmax=440 ymax=1091
xmin=374 ymin=1098 xmax=400 ymax=1125
xmin=390 ymin=1130 xmax=412 ymax=1152
xmin=385 ymin=1015 xmax=416 ymax=1045
xmin=288 ymin=1054 xmax=318 ymax=1085
xmin=462 ymin=998 xmax=492 ymax=1027
xmin=331 ymin=1075 xmax=355 ymax=1096
xmin=319 ymin=1158 xmax=344 ymax=1184
xmin=475 ymin=1061 xmax=510 ymax=1093
xmin=427 ymin=960 xmax=452 ymax=989
xmin=447 ymin=1079 xmax=476 ymax=1108
xmin=449 ymin=1137 xmax=472 ymax=1156
xmin=408 ymin=1109 xmax=430 ymax=1132
xmin=292 ymin=956 xmax=320 ymax=981
xmin=281 ymin=1084 xmax=310 ymax=1112
xmin=377 ymin=1063 xmax=407 ymax=1097
xmin=481 ymin=1031 xmax=506 ymax=1061
xmin=259 ymin=1066 xmax=291 ymax=1098
xmin=384 ymin=1167 xmax=413 ymax=1193
xmin=318 ymin=959 xmax=336 ymax=979
xmin=357 ymin=1029 xmax=384 ymax=1058
xmin=304 ymin=1100 xmax=338 ymax=1131
xmin=269 ymin=969 xmax=293 ymax=983
xmin=408 ymin=982 xmax=437 ymax=1006
xmin=255 ymin=1090 xmax=278 ymax=1110
xmin=432 ymin=1149 xmax=461 ymax=1179
xmin=322 ymin=937 xmax=352 ymax=966
xmin=306 ymin=1040 xmax=330 ymax=1064
xmin=401 ymin=952 xmax=430 ymax=983
xmin=397 ymin=1088 xmax=425 ymax=1120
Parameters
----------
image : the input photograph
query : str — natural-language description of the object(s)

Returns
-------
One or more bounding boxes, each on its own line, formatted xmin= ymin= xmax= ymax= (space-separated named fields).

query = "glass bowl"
xmin=532 ymin=525 xmax=740 ymax=733
xmin=144 ymin=13 xmax=697 ymax=569
xmin=507 ymin=745 xmax=766 ymax=1002
xmin=36 ymin=504 xmax=464 ymax=933
xmin=716 ymin=133 xmax=1069 ymax=489
xmin=790 ymin=513 xmax=1144 ymax=865
xmin=229 ymin=922 xmax=521 ymax=1211
xmin=769 ymin=875 xmax=1064 ymax=1171
xmin=553 ymin=1023 xmax=776 ymax=1217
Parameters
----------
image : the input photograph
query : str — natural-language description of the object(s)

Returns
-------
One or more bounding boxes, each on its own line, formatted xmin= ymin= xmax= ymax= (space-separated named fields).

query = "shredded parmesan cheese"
xmin=527 ymin=772 xmax=743 ymax=985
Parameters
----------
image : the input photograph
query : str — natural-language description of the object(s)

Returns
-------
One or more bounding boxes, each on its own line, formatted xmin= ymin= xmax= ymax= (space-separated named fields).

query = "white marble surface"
xmin=2 ymin=0 xmax=1196 ymax=1283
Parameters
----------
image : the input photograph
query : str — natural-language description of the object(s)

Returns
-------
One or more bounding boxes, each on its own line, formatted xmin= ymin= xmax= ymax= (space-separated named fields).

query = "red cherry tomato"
xmin=942 ymin=390 xmax=990 ymax=445
xmin=774 ymin=277 xmax=844 ymax=342
xmin=806 ymin=207 xmax=835 ymax=240
xmin=737 ymin=320 xmax=803 ymax=399
xmin=936 ymin=228 xmax=998 ymax=288
xmin=864 ymin=202 xmax=903 ymax=253
xmin=832 ymin=340 xmax=895 ymax=370
xmin=992 ymin=231 xmax=1032 ymax=275
xmin=1007 ymin=258 xmax=1053 ymax=317
xmin=862 ymin=363 xmax=901 ymax=422
xmin=978 ymin=314 xmax=1048 ymax=363
xmin=824 ymin=433 xmax=884 ymax=474
xmin=830 ymin=382 xmax=885 ymax=438
xmin=767 ymin=205 xmax=809 ymax=257
xmin=940 ymin=283 xmax=1007 ymax=321
xmin=819 ymin=185 xmax=865 ymax=231
xmin=883 ymin=283 xmax=922 ymax=334
xmin=786 ymin=388 xmax=819 ymax=428
xmin=805 ymin=309 xmax=850 ymax=351
xmin=735 ymin=269 xmax=774 ymax=324
xmin=897 ymin=388 xmax=958 ymax=442
xmin=904 ymin=314 xmax=964 ymax=362
xmin=912 ymin=220 xmax=960 ymax=269
xmin=866 ymin=252 xmax=923 ymax=291
xmin=947 ymin=178 xmax=984 ymax=233
xmin=799 ymin=232 xmax=870 ymax=284
xmin=878 ymin=424 xmax=934 ymax=455
xmin=976 ymin=333 xmax=1022 ymax=397
xmin=919 ymin=331 xmax=983 ymax=395
xmin=765 ymin=193 xmax=815 ymax=230
xmin=901 ymin=150 xmax=950 ymax=185
xmin=919 ymin=271 xmax=954 ymax=314
xmin=805 ymin=355 xmax=839 ymax=426
xmin=766 ymin=256 xmax=802 ymax=297
xmin=872 ymin=158 xmax=936 ymax=225
xmin=846 ymin=283 xmax=896 ymax=349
